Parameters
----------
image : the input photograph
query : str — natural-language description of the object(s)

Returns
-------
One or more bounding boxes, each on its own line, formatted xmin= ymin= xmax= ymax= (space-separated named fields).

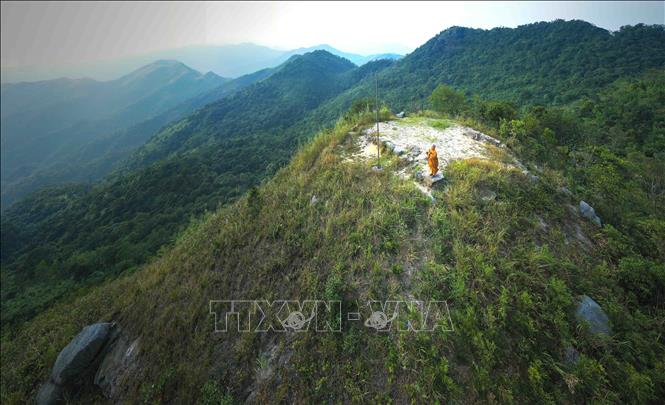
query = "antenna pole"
xmin=375 ymin=73 xmax=380 ymax=167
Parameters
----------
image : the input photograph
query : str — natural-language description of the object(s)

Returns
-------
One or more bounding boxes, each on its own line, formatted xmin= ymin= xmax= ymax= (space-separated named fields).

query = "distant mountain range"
xmin=1 ymin=60 xmax=227 ymax=206
xmin=0 ymin=44 xmax=404 ymax=207
xmin=0 ymin=43 xmax=404 ymax=83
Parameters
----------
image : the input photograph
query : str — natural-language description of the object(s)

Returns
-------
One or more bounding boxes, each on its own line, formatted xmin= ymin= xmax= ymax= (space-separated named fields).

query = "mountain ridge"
xmin=0 ymin=43 xmax=405 ymax=83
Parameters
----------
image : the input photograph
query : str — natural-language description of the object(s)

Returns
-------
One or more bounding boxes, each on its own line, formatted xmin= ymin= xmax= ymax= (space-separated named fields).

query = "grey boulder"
xmin=51 ymin=323 xmax=114 ymax=385
xmin=579 ymin=201 xmax=601 ymax=226
xmin=575 ymin=295 xmax=611 ymax=336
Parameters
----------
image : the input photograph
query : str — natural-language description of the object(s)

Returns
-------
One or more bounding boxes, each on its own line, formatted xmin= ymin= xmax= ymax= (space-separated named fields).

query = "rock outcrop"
xmin=579 ymin=201 xmax=602 ymax=226
xmin=35 ymin=382 xmax=62 ymax=405
xmin=51 ymin=323 xmax=114 ymax=385
xmin=95 ymin=334 xmax=141 ymax=401
xmin=564 ymin=346 xmax=581 ymax=366
xmin=575 ymin=295 xmax=611 ymax=336
xmin=36 ymin=322 xmax=134 ymax=404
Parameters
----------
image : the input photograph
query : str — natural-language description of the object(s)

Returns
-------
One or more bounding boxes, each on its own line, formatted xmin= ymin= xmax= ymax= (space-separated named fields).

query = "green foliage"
xmin=199 ymin=381 xmax=234 ymax=405
xmin=2 ymin=96 xmax=665 ymax=403
xmin=429 ymin=84 xmax=467 ymax=115
xmin=373 ymin=21 xmax=665 ymax=110
xmin=140 ymin=366 xmax=176 ymax=404
xmin=477 ymin=100 xmax=518 ymax=127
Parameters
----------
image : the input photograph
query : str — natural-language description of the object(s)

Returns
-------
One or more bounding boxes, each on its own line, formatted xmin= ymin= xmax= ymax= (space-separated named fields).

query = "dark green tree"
xmin=429 ymin=84 xmax=467 ymax=115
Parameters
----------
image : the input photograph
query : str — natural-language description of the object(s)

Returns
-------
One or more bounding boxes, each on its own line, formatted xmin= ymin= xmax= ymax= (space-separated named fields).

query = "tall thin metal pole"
xmin=375 ymin=73 xmax=380 ymax=167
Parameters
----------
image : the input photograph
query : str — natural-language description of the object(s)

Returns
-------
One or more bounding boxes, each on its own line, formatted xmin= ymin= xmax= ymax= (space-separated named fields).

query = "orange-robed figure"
xmin=426 ymin=145 xmax=439 ymax=176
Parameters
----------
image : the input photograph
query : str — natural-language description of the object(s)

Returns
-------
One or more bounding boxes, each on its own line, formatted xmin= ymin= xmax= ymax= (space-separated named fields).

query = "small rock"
xmin=536 ymin=216 xmax=548 ymax=230
xmin=575 ymin=295 xmax=611 ymax=336
xmin=423 ymin=173 xmax=444 ymax=186
xmin=465 ymin=129 xmax=502 ymax=146
xmin=51 ymin=323 xmax=114 ymax=385
xmin=479 ymin=189 xmax=497 ymax=202
xmin=564 ymin=346 xmax=580 ymax=366
xmin=396 ymin=111 xmax=405 ymax=118
xmin=579 ymin=201 xmax=601 ymax=226
xmin=574 ymin=224 xmax=593 ymax=249
xmin=310 ymin=195 xmax=318 ymax=206
xmin=559 ymin=186 xmax=572 ymax=196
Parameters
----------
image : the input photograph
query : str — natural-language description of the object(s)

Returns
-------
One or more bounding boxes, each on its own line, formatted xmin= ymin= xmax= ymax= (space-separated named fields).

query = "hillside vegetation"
xmin=341 ymin=20 xmax=665 ymax=111
xmin=2 ymin=108 xmax=663 ymax=403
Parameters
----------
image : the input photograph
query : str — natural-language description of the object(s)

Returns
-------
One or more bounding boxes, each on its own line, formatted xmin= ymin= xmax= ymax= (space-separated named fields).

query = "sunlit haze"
xmin=2 ymin=1 xmax=663 ymax=69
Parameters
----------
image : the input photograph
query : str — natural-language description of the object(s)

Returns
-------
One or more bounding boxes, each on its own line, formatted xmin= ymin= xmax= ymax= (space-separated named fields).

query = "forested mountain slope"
xmin=0 ymin=52 xmax=393 ymax=328
xmin=1 ymin=66 xmax=277 ymax=208
xmin=342 ymin=20 xmax=665 ymax=111
xmin=1 ymin=61 xmax=227 ymax=207
xmin=3 ymin=20 xmax=664 ymax=331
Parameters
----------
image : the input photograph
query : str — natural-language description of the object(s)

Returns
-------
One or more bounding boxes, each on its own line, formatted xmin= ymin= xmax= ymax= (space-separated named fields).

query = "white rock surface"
xmin=352 ymin=120 xmax=518 ymax=198
xmin=360 ymin=121 xmax=493 ymax=171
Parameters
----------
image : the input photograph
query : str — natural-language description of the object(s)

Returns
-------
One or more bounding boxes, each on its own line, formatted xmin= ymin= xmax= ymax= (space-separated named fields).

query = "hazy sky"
xmin=2 ymin=1 xmax=663 ymax=68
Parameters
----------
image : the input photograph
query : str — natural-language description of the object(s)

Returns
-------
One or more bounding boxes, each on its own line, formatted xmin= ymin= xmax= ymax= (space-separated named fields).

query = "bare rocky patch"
xmin=349 ymin=119 xmax=525 ymax=198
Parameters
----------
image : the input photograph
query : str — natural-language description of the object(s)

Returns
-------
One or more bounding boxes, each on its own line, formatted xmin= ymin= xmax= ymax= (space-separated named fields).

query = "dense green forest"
xmin=0 ymin=63 xmax=284 ymax=207
xmin=0 ymin=61 xmax=228 ymax=207
xmin=368 ymin=20 xmax=665 ymax=110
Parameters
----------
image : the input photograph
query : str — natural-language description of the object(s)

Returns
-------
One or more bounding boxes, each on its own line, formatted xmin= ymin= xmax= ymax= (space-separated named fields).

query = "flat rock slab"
xmin=423 ymin=173 xmax=444 ymax=186
xmin=351 ymin=120 xmax=524 ymax=199
xmin=363 ymin=121 xmax=492 ymax=173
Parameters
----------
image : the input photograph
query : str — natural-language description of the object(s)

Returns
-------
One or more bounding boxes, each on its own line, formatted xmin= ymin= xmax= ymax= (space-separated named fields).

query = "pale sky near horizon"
xmin=2 ymin=1 xmax=664 ymax=68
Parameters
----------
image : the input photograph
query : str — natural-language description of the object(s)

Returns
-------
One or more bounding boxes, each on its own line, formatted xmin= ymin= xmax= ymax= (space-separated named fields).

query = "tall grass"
xmin=2 ymin=111 xmax=662 ymax=404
